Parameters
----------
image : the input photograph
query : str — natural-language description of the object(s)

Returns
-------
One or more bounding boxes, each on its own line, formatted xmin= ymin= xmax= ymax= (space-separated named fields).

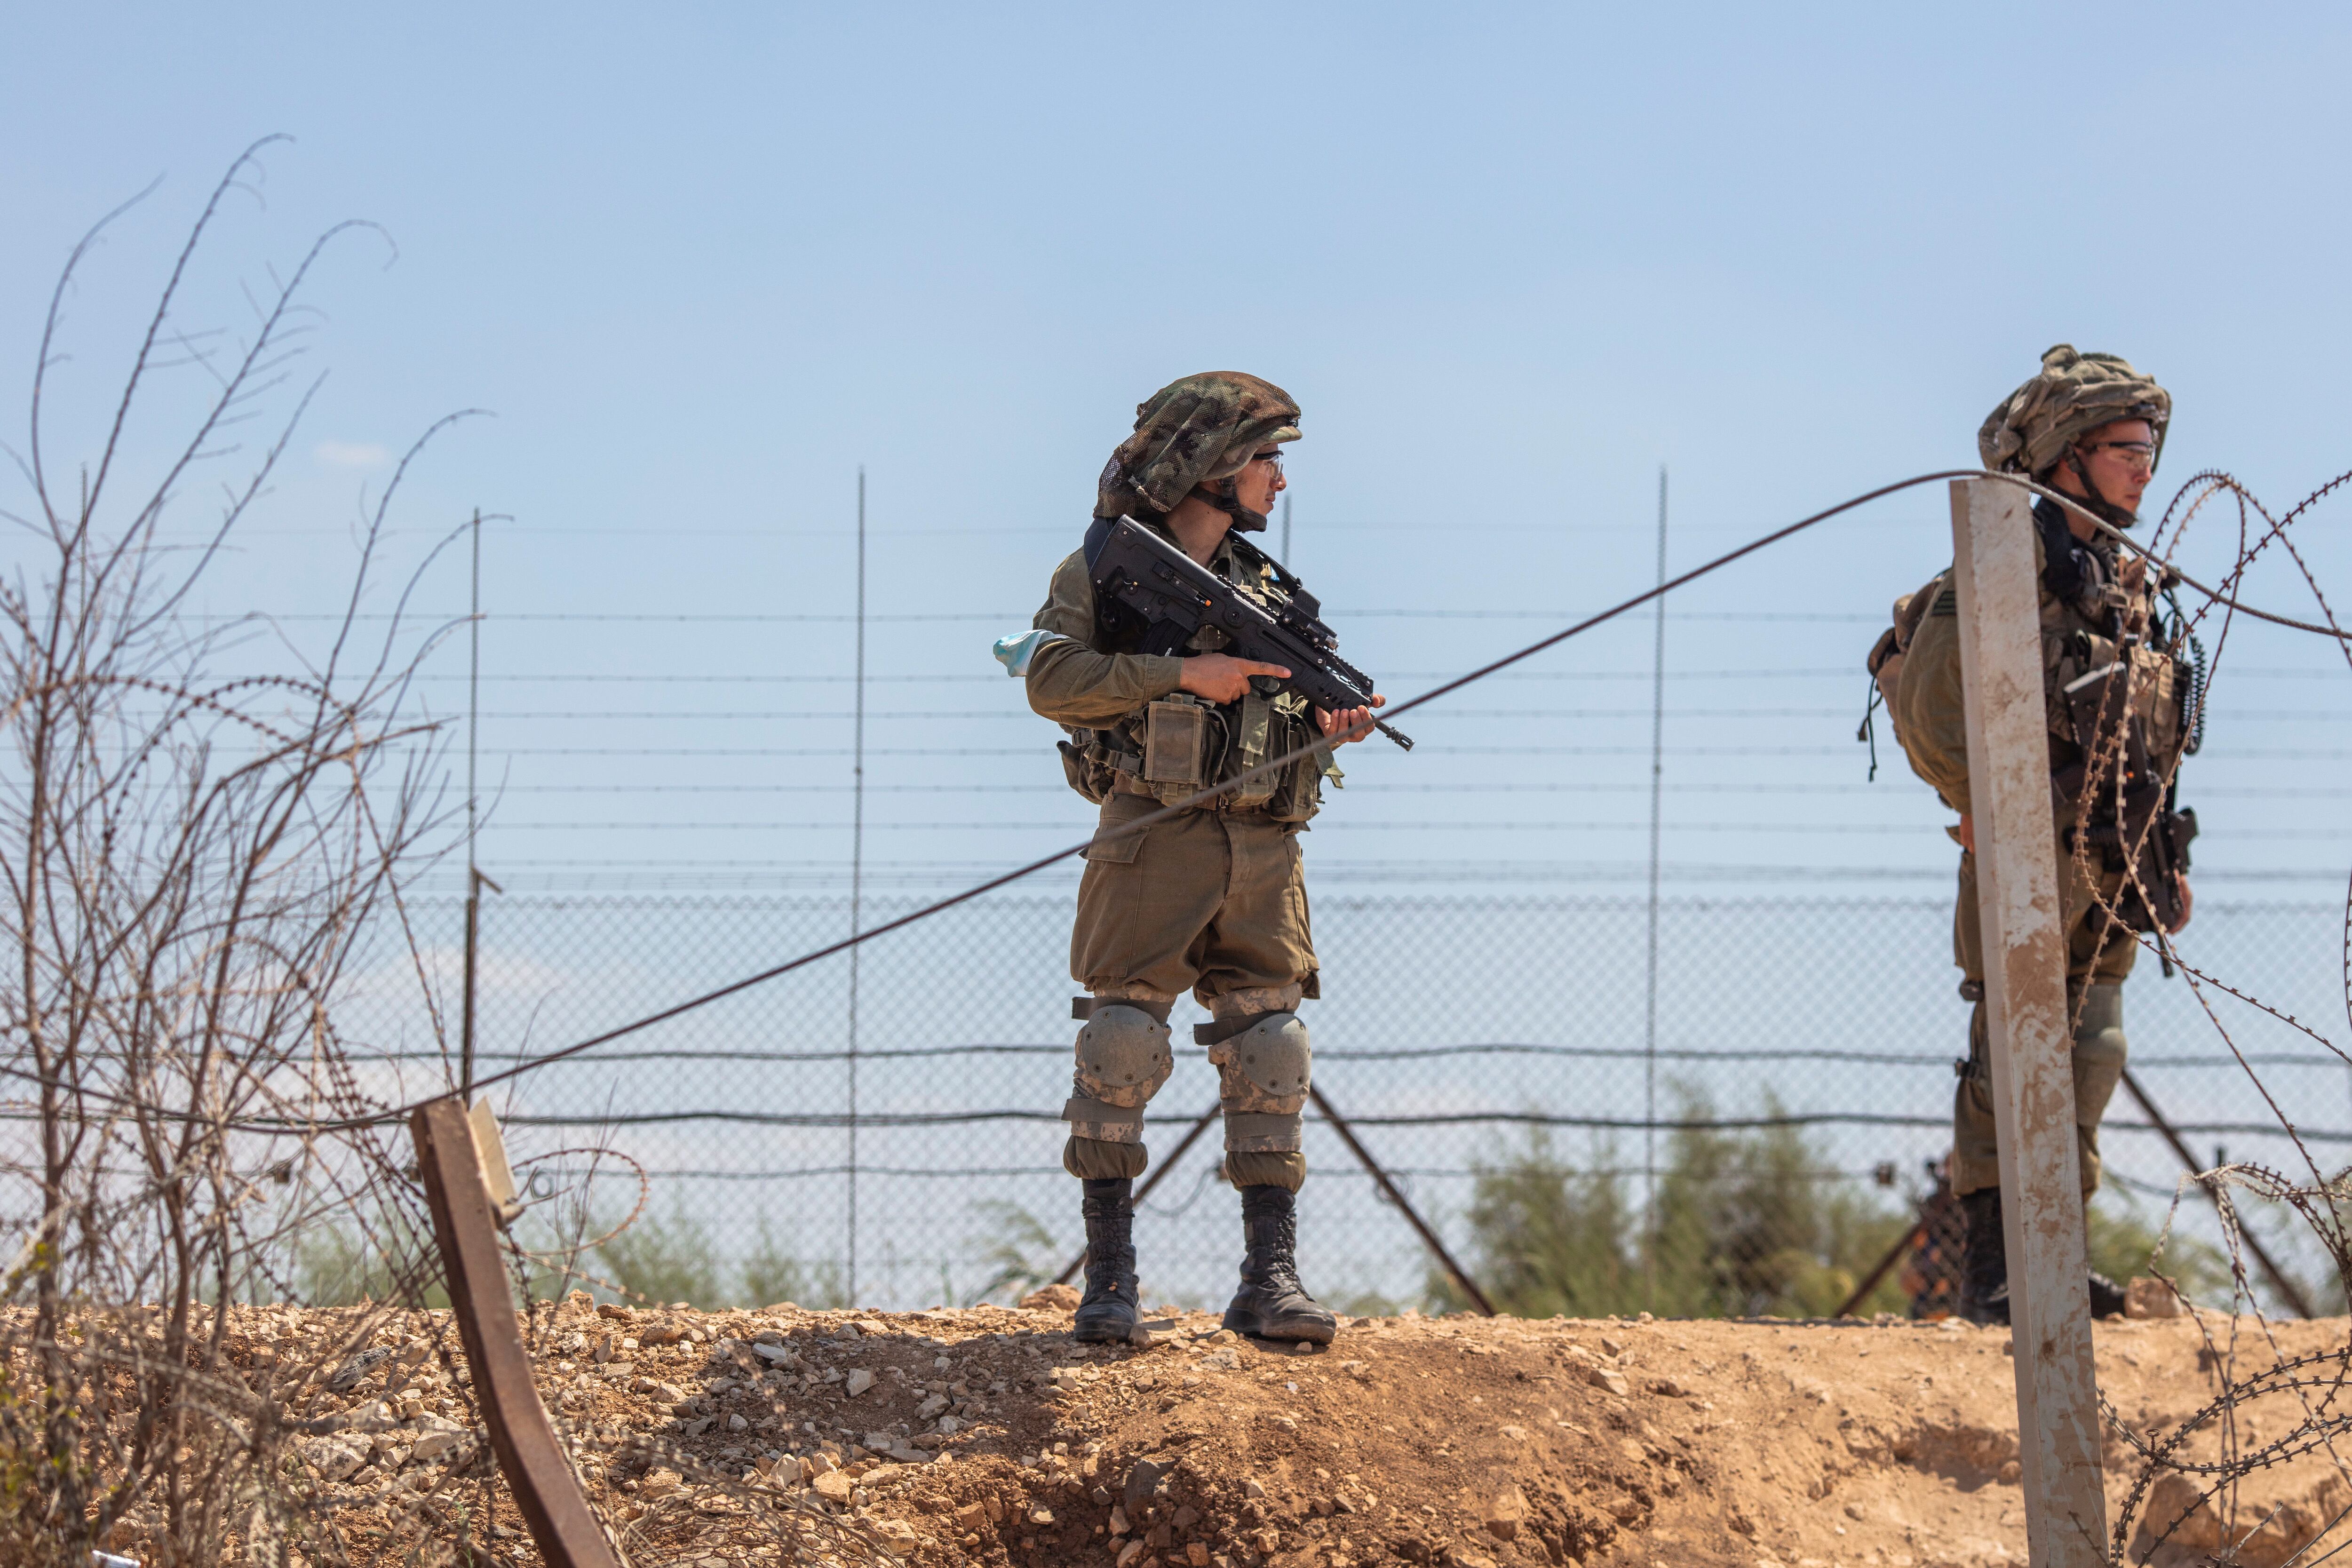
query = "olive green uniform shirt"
xmin=1024 ymin=549 xmax=1187 ymax=727
xmin=1024 ymin=526 xmax=1322 ymax=1007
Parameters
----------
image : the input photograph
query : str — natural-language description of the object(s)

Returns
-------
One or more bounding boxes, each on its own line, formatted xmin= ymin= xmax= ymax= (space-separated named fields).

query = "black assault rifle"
xmin=1083 ymin=515 xmax=1413 ymax=750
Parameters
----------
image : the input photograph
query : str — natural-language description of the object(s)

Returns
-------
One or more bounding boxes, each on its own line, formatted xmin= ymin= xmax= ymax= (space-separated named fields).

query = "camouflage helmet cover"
xmin=1978 ymin=344 xmax=2171 ymax=478
xmin=1096 ymin=372 xmax=1301 ymax=519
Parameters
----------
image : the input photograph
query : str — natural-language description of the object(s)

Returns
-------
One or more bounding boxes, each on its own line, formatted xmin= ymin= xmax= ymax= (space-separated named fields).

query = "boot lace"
xmin=1251 ymin=1207 xmax=1307 ymax=1298
xmin=1082 ymin=1195 xmax=1136 ymax=1303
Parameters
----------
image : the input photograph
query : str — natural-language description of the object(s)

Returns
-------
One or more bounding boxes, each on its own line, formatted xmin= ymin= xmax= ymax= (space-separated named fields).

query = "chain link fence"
xmin=330 ymin=891 xmax=2352 ymax=1319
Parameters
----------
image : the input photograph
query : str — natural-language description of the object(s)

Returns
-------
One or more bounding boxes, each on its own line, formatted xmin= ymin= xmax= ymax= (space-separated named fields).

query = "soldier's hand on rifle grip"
xmin=1316 ymin=694 xmax=1387 ymax=748
xmin=1179 ymin=653 xmax=1292 ymax=706
xmin=2168 ymin=874 xmax=2193 ymax=934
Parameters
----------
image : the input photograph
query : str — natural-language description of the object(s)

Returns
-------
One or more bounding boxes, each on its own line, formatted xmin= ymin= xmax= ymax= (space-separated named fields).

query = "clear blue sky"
xmin=17 ymin=4 xmax=2352 ymax=1309
xmin=6 ymin=3 xmax=2349 ymax=896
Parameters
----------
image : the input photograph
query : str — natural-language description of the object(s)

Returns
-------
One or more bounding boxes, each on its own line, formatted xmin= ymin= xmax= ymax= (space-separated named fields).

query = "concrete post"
xmin=1948 ymin=477 xmax=2108 ymax=1564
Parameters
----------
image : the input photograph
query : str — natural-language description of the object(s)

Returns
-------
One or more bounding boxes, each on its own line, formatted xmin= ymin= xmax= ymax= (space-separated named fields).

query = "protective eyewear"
xmin=2082 ymin=440 xmax=2157 ymax=471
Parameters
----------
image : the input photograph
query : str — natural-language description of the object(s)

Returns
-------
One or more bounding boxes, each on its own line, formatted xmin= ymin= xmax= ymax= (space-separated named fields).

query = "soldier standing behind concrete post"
xmin=1884 ymin=345 xmax=2201 ymax=1324
xmin=993 ymin=372 xmax=1383 ymax=1346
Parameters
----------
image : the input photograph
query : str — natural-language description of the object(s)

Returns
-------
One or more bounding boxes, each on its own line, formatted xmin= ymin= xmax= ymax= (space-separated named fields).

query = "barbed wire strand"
xmin=71 ymin=465 xmax=2351 ymax=1142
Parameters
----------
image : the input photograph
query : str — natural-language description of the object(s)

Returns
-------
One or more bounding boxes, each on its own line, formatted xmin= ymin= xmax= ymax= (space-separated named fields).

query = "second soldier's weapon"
xmin=1084 ymin=515 xmax=1413 ymax=750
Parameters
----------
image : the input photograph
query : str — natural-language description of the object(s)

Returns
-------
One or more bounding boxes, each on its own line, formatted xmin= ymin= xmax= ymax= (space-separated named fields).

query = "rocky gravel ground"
xmin=191 ymin=1291 xmax=2352 ymax=1568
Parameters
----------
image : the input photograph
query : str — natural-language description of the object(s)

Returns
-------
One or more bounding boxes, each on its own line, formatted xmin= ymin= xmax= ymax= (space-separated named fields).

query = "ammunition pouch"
xmin=1141 ymin=696 xmax=1212 ymax=803
xmin=1086 ymin=689 xmax=1327 ymax=820
xmin=1263 ymin=741 xmax=1333 ymax=823
xmin=1059 ymin=740 xmax=1112 ymax=804
xmin=1258 ymin=691 xmax=1333 ymax=823
xmin=2066 ymin=807 xmax=2197 ymax=933
xmin=1224 ymin=692 xmax=1279 ymax=810
xmin=1059 ymin=730 xmax=1142 ymax=805
xmin=2058 ymin=657 xmax=2155 ymax=797
xmin=2050 ymin=639 xmax=2196 ymax=934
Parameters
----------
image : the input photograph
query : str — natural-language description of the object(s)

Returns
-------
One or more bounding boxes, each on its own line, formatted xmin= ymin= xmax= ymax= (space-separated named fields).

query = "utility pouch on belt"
xmin=2062 ymin=661 xmax=2142 ymax=771
xmin=1058 ymin=739 xmax=1112 ymax=804
xmin=1059 ymin=727 xmax=1141 ymax=805
xmin=1262 ymin=693 xmax=1330 ymax=823
xmin=2072 ymin=806 xmax=2194 ymax=933
xmin=2052 ymin=649 xmax=2193 ymax=932
xmin=1225 ymin=692 xmax=1279 ymax=809
xmin=1265 ymin=744 xmax=1331 ymax=823
xmin=1142 ymin=698 xmax=1209 ymax=788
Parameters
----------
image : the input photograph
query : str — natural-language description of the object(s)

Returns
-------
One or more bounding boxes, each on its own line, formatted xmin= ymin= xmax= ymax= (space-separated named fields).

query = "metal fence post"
xmin=1949 ymin=477 xmax=2106 ymax=1563
xmin=1311 ymin=1087 xmax=1496 ymax=1316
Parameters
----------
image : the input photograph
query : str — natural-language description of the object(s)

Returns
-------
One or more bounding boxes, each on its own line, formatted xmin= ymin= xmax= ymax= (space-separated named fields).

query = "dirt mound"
xmin=195 ymin=1297 xmax=2352 ymax=1567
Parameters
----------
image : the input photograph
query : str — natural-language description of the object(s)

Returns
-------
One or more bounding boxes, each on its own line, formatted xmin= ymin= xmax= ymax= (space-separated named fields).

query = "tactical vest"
xmin=1871 ymin=501 xmax=2204 ymax=929
xmin=1055 ymin=525 xmax=1333 ymax=823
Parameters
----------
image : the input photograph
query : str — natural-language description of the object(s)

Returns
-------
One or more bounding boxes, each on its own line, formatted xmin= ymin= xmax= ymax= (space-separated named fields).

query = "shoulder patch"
xmin=1930 ymin=587 xmax=1957 ymax=617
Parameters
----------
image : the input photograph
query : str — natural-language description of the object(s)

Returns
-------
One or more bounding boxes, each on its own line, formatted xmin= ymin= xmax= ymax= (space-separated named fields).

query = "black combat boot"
xmin=1224 ymin=1186 xmax=1337 ymax=1344
xmin=1960 ymin=1188 xmax=2010 ymax=1326
xmin=1961 ymin=1187 xmax=2132 ymax=1321
xmin=1073 ymin=1177 xmax=1140 ymax=1344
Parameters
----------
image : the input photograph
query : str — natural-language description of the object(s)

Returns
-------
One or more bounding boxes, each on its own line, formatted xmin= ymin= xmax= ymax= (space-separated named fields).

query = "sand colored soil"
xmin=206 ymin=1295 xmax=2352 ymax=1568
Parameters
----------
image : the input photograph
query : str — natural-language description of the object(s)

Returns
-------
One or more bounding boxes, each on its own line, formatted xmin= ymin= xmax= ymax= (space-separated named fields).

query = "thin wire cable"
xmin=326 ymin=1042 xmax=2352 ymax=1068
xmin=119 ymin=467 xmax=2352 ymax=1134
xmin=452 ymin=706 xmax=1869 ymax=720
xmin=416 ymin=780 xmax=2352 ymax=799
xmin=198 ymin=608 xmax=1889 ymax=624
xmin=455 ymin=820 xmax=2339 ymax=836
xmin=342 ymin=662 xmax=2352 ymax=684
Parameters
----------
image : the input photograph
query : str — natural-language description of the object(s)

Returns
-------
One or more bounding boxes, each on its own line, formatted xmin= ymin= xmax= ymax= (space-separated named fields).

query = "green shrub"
xmin=591 ymin=1201 xmax=727 ymax=1307
xmin=1438 ymin=1097 xmax=1915 ymax=1320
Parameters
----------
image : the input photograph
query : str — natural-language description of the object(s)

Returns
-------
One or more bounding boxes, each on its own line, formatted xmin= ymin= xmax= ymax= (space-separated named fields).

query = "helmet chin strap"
xmin=2063 ymin=447 xmax=2140 ymax=529
xmin=1191 ymin=478 xmax=1271 ymax=535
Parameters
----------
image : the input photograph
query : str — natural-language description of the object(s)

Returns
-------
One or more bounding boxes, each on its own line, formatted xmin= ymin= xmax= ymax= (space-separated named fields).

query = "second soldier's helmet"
xmin=1096 ymin=372 xmax=1301 ymax=533
xmin=1978 ymin=344 xmax=2171 ymax=480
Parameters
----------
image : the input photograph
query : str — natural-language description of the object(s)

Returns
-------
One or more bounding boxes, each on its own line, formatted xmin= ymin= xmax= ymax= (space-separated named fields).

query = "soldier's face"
xmin=2074 ymin=419 xmax=2156 ymax=514
xmin=1233 ymin=449 xmax=1287 ymax=515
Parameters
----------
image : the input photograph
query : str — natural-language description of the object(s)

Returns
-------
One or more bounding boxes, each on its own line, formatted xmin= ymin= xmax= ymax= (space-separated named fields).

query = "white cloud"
xmin=314 ymin=439 xmax=391 ymax=469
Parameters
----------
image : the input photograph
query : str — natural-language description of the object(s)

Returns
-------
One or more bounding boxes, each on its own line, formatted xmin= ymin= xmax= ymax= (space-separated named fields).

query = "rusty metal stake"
xmin=413 ymin=1095 xmax=616 ymax=1568
xmin=1835 ymin=1218 xmax=1928 ymax=1320
xmin=1312 ymin=1086 xmax=1497 ymax=1316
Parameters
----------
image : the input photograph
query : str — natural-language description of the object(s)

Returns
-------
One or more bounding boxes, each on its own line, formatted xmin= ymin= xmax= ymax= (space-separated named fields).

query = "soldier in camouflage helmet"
xmin=1001 ymin=372 xmax=1381 ymax=1345
xmin=1094 ymin=372 xmax=1305 ymax=532
xmin=1888 ymin=345 xmax=2199 ymax=1324
xmin=1976 ymin=345 xmax=2172 ymax=523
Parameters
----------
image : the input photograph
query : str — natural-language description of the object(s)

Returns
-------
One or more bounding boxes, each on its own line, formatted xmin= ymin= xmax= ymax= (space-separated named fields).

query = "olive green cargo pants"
xmin=1063 ymin=791 xmax=1319 ymax=1192
xmin=1950 ymin=847 xmax=2138 ymax=1199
